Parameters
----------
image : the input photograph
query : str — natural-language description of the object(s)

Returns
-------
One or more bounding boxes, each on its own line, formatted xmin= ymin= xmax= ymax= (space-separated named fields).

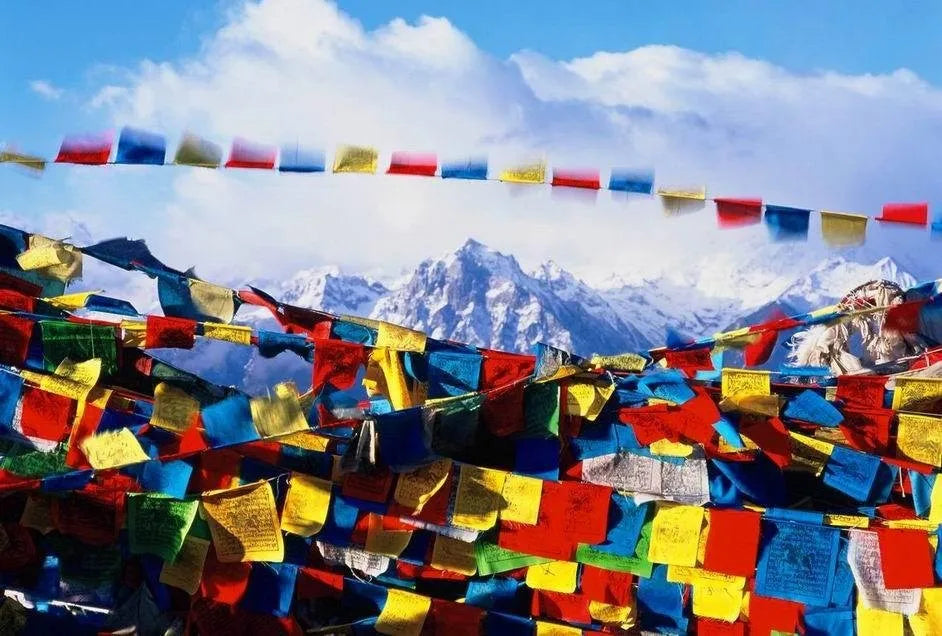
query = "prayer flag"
xmin=376 ymin=588 xmax=431 ymax=636
xmin=333 ymin=144 xmax=378 ymax=174
xmin=281 ymin=473 xmax=331 ymax=537
xmin=551 ymin=168 xmax=600 ymax=190
xmin=703 ymin=509 xmax=761 ymax=577
xmin=114 ymin=127 xmax=166 ymax=165
xmin=499 ymin=159 xmax=546 ymax=184
xmin=173 ymin=133 xmax=222 ymax=168
xmin=55 ymin=131 xmax=113 ymax=164
xmin=820 ymin=211 xmax=867 ymax=247
xmin=278 ymin=145 xmax=325 ymax=173
xmin=877 ymin=202 xmax=928 ymax=226
xmin=225 ymin=137 xmax=276 ymax=169
xmin=0 ymin=149 xmax=46 ymax=172
xmin=877 ymin=528 xmax=935 ymax=589
xmin=201 ymin=481 xmax=284 ymax=562
xmin=715 ymin=198 xmax=762 ymax=228
xmin=764 ymin=205 xmax=810 ymax=241
xmin=440 ymin=158 xmax=487 ymax=180
xmin=657 ymin=186 xmax=706 ymax=200
xmin=127 ymin=493 xmax=198 ymax=561
xmin=387 ymin=151 xmax=437 ymax=176
xmin=608 ymin=168 xmax=654 ymax=194
xmin=647 ymin=504 xmax=704 ymax=567
xmin=755 ymin=519 xmax=840 ymax=606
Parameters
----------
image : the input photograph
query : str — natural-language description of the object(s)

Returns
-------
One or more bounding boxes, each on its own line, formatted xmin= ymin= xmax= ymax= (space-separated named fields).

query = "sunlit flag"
xmin=225 ymin=137 xmax=277 ymax=169
xmin=114 ymin=127 xmax=166 ymax=165
xmin=55 ymin=131 xmax=113 ymax=165
xmin=387 ymin=151 xmax=437 ymax=176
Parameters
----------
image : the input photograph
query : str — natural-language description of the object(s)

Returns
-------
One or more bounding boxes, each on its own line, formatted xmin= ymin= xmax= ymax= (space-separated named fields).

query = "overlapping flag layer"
xmin=1 ymin=127 xmax=940 ymax=247
xmin=1 ymin=221 xmax=942 ymax=634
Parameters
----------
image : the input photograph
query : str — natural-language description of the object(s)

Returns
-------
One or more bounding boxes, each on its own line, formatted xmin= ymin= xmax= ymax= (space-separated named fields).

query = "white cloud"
xmin=29 ymin=79 xmax=64 ymax=100
xmin=69 ymin=0 xmax=942 ymax=288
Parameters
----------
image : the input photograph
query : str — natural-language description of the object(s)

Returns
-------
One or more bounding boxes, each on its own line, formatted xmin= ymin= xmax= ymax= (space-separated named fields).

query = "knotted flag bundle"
xmin=0 ymin=222 xmax=940 ymax=634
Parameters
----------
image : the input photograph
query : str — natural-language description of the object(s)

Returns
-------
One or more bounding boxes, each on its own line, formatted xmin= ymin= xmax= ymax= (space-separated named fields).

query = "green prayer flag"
xmin=523 ymin=381 xmax=560 ymax=437
xmin=474 ymin=541 xmax=551 ymax=576
xmin=0 ymin=443 xmax=70 ymax=477
xmin=575 ymin=518 xmax=653 ymax=578
xmin=40 ymin=321 xmax=118 ymax=375
xmin=127 ymin=494 xmax=199 ymax=562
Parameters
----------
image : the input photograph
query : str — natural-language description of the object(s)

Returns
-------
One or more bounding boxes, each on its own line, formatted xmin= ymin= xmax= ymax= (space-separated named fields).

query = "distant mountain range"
xmin=162 ymin=238 xmax=917 ymax=392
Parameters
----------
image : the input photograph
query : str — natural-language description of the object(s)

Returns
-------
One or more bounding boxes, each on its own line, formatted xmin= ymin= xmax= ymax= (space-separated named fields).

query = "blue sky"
xmin=2 ymin=0 xmax=942 ymax=289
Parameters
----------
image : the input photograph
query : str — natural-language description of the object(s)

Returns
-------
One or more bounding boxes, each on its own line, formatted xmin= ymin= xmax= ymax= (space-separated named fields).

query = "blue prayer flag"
xmin=374 ymin=408 xmax=430 ymax=470
xmin=240 ymin=562 xmax=299 ymax=617
xmin=440 ymin=158 xmax=488 ymax=180
xmin=822 ymin=445 xmax=881 ymax=502
xmin=115 ymin=127 xmax=166 ymax=165
xmin=764 ymin=205 xmax=811 ymax=241
xmin=755 ymin=519 xmax=839 ymax=606
xmin=279 ymin=146 xmax=325 ymax=173
xmin=201 ymin=395 xmax=259 ymax=446
xmin=783 ymin=389 xmax=843 ymax=427
xmin=427 ymin=350 xmax=482 ymax=398
xmin=0 ymin=370 xmax=23 ymax=432
xmin=139 ymin=459 xmax=192 ymax=499
xmin=608 ymin=168 xmax=654 ymax=194
xmin=637 ymin=565 xmax=687 ymax=633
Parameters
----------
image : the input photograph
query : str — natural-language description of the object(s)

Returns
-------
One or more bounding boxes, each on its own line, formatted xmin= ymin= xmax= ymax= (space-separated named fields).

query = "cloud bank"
xmin=55 ymin=0 xmax=942 ymax=287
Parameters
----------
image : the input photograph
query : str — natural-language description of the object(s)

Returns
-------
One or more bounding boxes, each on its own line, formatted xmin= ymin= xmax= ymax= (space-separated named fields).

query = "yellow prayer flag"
xmin=525 ymin=561 xmax=579 ymax=593
xmin=201 ymin=481 xmax=284 ymax=562
xmin=151 ymin=382 xmax=199 ymax=433
xmin=159 ymin=536 xmax=210 ymax=595
xmin=856 ymin=601 xmax=903 ymax=636
xmin=281 ymin=473 xmax=332 ymax=537
xmin=375 ymin=588 xmax=431 ymax=636
xmin=376 ymin=322 xmax=427 ymax=353
xmin=452 ymin=465 xmax=507 ymax=531
xmin=896 ymin=413 xmax=942 ymax=467
xmin=367 ymin=347 xmax=414 ymax=411
xmin=788 ymin=431 xmax=835 ymax=476
xmin=430 ymin=534 xmax=477 ymax=575
xmin=824 ymin=514 xmax=870 ymax=528
xmin=393 ymin=459 xmax=451 ymax=513
xmin=721 ymin=369 xmax=771 ymax=399
xmin=885 ymin=519 xmax=937 ymax=531
xmin=499 ymin=160 xmax=546 ymax=184
xmin=657 ymin=186 xmax=707 ymax=200
xmin=891 ymin=377 xmax=942 ymax=413
xmin=0 ymin=149 xmax=46 ymax=172
xmin=42 ymin=290 xmax=100 ymax=311
xmin=535 ymin=621 xmax=582 ymax=636
xmin=929 ymin=477 xmax=942 ymax=525
xmin=908 ymin=588 xmax=942 ymax=636
xmin=648 ymin=503 xmax=705 ymax=567
xmin=250 ymin=382 xmax=309 ymax=438
xmin=589 ymin=600 xmax=634 ymax=626
xmin=500 ymin=473 xmax=542 ymax=525
xmin=16 ymin=245 xmax=65 ymax=271
xmin=40 ymin=357 xmax=101 ymax=401
xmin=719 ymin=393 xmax=781 ymax=417
xmin=566 ymin=379 xmax=615 ymax=420
xmin=27 ymin=235 xmax=82 ymax=282
xmin=202 ymin=322 xmax=252 ymax=346
xmin=80 ymin=427 xmax=150 ymax=470
xmin=820 ymin=211 xmax=868 ymax=248
xmin=333 ymin=145 xmax=379 ymax=174
xmin=692 ymin=581 xmax=744 ymax=622
xmin=121 ymin=320 xmax=147 ymax=347
xmin=278 ymin=431 xmax=330 ymax=452
xmin=589 ymin=352 xmax=647 ymax=372
xmin=366 ymin=514 xmax=413 ymax=558
xmin=666 ymin=565 xmax=745 ymax=589
xmin=187 ymin=279 xmax=235 ymax=324
xmin=649 ymin=439 xmax=695 ymax=458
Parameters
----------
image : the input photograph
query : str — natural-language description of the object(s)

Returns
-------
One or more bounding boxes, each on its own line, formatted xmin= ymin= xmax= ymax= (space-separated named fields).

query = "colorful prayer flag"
xmin=173 ymin=133 xmax=222 ymax=168
xmin=820 ymin=211 xmax=867 ymax=247
xmin=55 ymin=131 xmax=113 ymax=164
xmin=114 ymin=127 xmax=166 ymax=165
xmin=278 ymin=145 xmax=325 ymax=173
xmin=551 ymin=168 xmax=600 ymax=190
xmin=715 ymin=198 xmax=762 ymax=228
xmin=387 ymin=151 xmax=437 ymax=176
xmin=225 ymin=137 xmax=277 ymax=169
xmin=877 ymin=202 xmax=928 ymax=226
xmin=333 ymin=144 xmax=378 ymax=174
xmin=499 ymin=159 xmax=546 ymax=184
xmin=440 ymin=158 xmax=487 ymax=180
xmin=608 ymin=168 xmax=654 ymax=194
xmin=764 ymin=205 xmax=810 ymax=241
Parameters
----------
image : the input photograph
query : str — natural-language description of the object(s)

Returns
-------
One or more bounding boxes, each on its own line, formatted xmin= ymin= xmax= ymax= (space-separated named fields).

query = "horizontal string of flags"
xmin=2 ymin=127 xmax=940 ymax=248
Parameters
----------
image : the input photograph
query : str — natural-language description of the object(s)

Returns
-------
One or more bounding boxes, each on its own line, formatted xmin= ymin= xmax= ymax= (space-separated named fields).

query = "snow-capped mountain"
xmin=152 ymin=239 xmax=924 ymax=392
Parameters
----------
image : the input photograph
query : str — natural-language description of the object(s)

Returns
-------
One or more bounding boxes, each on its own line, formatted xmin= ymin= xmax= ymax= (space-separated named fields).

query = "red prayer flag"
xmin=224 ymin=137 xmax=276 ymax=169
xmin=530 ymin=590 xmax=592 ymax=623
xmin=387 ymin=151 xmax=437 ymax=176
xmin=20 ymin=387 xmax=72 ymax=442
xmin=312 ymin=339 xmax=365 ymax=393
xmin=199 ymin=547 xmax=251 ymax=604
xmin=663 ymin=346 xmax=714 ymax=375
xmin=743 ymin=329 xmax=778 ymax=366
xmin=0 ymin=290 xmax=35 ymax=312
xmin=296 ymin=567 xmax=344 ymax=600
xmin=739 ymin=415 xmax=791 ymax=468
xmin=877 ymin=528 xmax=935 ymax=589
xmin=715 ymin=198 xmax=762 ymax=228
xmin=551 ymin=168 xmax=601 ymax=190
xmin=145 ymin=315 xmax=197 ymax=349
xmin=55 ymin=132 xmax=113 ymax=165
xmin=835 ymin=375 xmax=887 ymax=409
xmin=482 ymin=380 xmax=525 ymax=436
xmin=703 ymin=509 xmax=762 ymax=577
xmin=0 ymin=314 xmax=33 ymax=365
xmin=341 ymin=467 xmax=394 ymax=503
xmin=838 ymin=407 xmax=891 ymax=455
xmin=884 ymin=300 xmax=924 ymax=333
xmin=579 ymin=565 xmax=633 ymax=606
xmin=480 ymin=349 xmax=536 ymax=389
xmin=427 ymin=598 xmax=484 ymax=636
xmin=747 ymin=595 xmax=802 ymax=635
xmin=877 ymin=202 xmax=928 ymax=226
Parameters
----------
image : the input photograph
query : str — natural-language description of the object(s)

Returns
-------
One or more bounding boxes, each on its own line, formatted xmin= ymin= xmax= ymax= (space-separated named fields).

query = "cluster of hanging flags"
xmin=2 ymin=222 xmax=942 ymax=635
xmin=2 ymin=127 xmax=940 ymax=247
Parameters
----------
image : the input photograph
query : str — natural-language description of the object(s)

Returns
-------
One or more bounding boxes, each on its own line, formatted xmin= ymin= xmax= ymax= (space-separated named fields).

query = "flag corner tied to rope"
xmin=333 ymin=144 xmax=379 ymax=174
xmin=55 ymin=131 xmax=113 ymax=165
xmin=115 ymin=127 xmax=166 ymax=165
xmin=820 ymin=210 xmax=868 ymax=247
xmin=173 ymin=132 xmax=222 ymax=169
